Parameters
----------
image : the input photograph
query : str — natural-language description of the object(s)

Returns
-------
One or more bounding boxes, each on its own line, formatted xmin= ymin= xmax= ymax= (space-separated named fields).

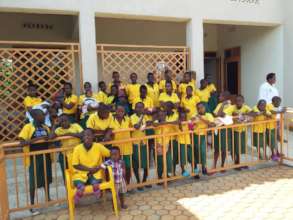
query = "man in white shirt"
xmin=258 ymin=73 xmax=279 ymax=104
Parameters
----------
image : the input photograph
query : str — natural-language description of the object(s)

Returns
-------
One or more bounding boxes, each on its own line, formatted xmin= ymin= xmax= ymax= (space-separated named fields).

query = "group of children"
xmin=19 ymin=70 xmax=284 ymax=214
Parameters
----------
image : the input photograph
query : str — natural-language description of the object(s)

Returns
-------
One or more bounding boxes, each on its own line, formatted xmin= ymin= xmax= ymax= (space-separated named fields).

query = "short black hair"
xmin=84 ymin=81 xmax=91 ymax=87
xmin=112 ymin=71 xmax=119 ymax=76
xmin=266 ymin=73 xmax=276 ymax=81
xmin=98 ymin=81 xmax=106 ymax=88
xmin=147 ymin=72 xmax=153 ymax=77
xmin=63 ymin=82 xmax=72 ymax=88
xmin=140 ymin=85 xmax=147 ymax=92
xmin=272 ymin=96 xmax=281 ymax=102
xmin=258 ymin=99 xmax=267 ymax=105
xmin=110 ymin=146 xmax=120 ymax=153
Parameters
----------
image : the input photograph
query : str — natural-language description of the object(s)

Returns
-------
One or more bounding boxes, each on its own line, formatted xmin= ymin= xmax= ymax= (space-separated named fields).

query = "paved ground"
xmin=13 ymin=165 xmax=293 ymax=220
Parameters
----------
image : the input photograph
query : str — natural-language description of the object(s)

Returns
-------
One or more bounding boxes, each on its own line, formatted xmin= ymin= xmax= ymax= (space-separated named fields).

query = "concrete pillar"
xmin=186 ymin=18 xmax=204 ymax=87
xmin=79 ymin=8 xmax=98 ymax=91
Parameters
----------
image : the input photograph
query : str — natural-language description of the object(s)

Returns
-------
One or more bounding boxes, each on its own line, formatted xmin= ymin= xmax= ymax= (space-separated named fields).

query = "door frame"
xmin=204 ymin=51 xmax=222 ymax=91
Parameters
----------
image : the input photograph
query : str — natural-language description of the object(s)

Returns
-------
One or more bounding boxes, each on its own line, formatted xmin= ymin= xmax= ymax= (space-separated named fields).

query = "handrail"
xmin=96 ymin=43 xmax=188 ymax=49
xmin=0 ymin=40 xmax=80 ymax=46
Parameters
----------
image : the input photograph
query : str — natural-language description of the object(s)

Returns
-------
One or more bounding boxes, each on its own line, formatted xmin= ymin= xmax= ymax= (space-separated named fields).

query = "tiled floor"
xmin=17 ymin=165 xmax=293 ymax=220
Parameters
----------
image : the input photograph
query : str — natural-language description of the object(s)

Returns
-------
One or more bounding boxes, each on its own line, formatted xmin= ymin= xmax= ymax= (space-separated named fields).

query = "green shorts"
xmin=253 ymin=132 xmax=265 ymax=149
xmin=266 ymin=129 xmax=276 ymax=149
xmin=145 ymin=129 xmax=155 ymax=136
xmin=178 ymin=144 xmax=191 ymax=166
xmin=193 ymin=135 xmax=207 ymax=166
xmin=133 ymin=144 xmax=148 ymax=169
xmin=171 ymin=140 xmax=179 ymax=165
xmin=122 ymin=155 xmax=131 ymax=169
xmin=234 ymin=131 xmax=246 ymax=155
xmin=73 ymin=177 xmax=102 ymax=187
xmin=157 ymin=150 xmax=172 ymax=178
xmin=214 ymin=128 xmax=232 ymax=153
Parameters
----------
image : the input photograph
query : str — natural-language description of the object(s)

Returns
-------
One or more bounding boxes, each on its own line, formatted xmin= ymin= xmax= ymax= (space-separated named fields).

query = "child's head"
xmin=186 ymin=85 xmax=193 ymax=97
xmin=235 ymin=95 xmax=244 ymax=108
xmin=164 ymin=101 xmax=174 ymax=113
xmin=140 ymin=85 xmax=148 ymax=99
xmin=179 ymin=110 xmax=187 ymax=121
xmin=257 ymin=99 xmax=267 ymax=112
xmin=97 ymin=103 xmax=110 ymax=119
xmin=110 ymin=85 xmax=118 ymax=96
xmin=134 ymin=102 xmax=144 ymax=115
xmin=266 ymin=73 xmax=276 ymax=85
xmin=63 ymin=82 xmax=73 ymax=96
xmin=31 ymin=109 xmax=45 ymax=124
xmin=59 ymin=114 xmax=70 ymax=129
xmin=85 ymin=89 xmax=93 ymax=97
xmin=219 ymin=91 xmax=230 ymax=102
xmin=165 ymin=81 xmax=173 ymax=94
xmin=183 ymin=72 xmax=191 ymax=83
xmin=147 ymin=72 xmax=155 ymax=83
xmin=200 ymin=79 xmax=208 ymax=89
xmin=112 ymin=71 xmax=120 ymax=82
xmin=130 ymin=72 xmax=138 ymax=84
xmin=164 ymin=69 xmax=172 ymax=81
xmin=110 ymin=146 xmax=121 ymax=161
xmin=83 ymin=82 xmax=92 ymax=93
xmin=158 ymin=110 xmax=167 ymax=122
xmin=82 ymin=128 xmax=94 ymax=148
xmin=98 ymin=81 xmax=106 ymax=92
xmin=27 ymin=82 xmax=38 ymax=97
xmin=272 ymin=96 xmax=281 ymax=107
xmin=116 ymin=105 xmax=126 ymax=119
xmin=197 ymin=102 xmax=206 ymax=115
xmin=49 ymin=106 xmax=58 ymax=119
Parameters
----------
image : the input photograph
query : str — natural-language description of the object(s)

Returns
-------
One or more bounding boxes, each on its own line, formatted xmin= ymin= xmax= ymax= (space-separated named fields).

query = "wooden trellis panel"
xmin=97 ymin=44 xmax=190 ymax=84
xmin=0 ymin=41 xmax=80 ymax=142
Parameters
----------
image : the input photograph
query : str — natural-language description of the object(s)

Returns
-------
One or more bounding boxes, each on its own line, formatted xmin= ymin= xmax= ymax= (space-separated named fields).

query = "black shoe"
xmin=137 ymin=187 xmax=144 ymax=191
xmin=145 ymin=184 xmax=152 ymax=188
xmin=202 ymin=168 xmax=208 ymax=175
xmin=193 ymin=175 xmax=200 ymax=179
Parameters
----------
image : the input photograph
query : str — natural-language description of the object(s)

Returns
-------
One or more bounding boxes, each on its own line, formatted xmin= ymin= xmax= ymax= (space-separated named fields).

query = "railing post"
xmin=280 ymin=113 xmax=284 ymax=165
xmin=0 ymin=147 xmax=9 ymax=220
xmin=162 ymin=136 xmax=168 ymax=188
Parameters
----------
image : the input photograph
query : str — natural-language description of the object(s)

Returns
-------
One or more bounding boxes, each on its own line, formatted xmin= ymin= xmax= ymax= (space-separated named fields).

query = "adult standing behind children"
xmin=258 ymin=73 xmax=279 ymax=104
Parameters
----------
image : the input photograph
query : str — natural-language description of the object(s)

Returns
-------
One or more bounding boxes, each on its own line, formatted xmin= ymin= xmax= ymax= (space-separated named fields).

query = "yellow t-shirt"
xmin=78 ymin=94 xmax=99 ymax=119
xmin=96 ymin=91 xmax=108 ymax=104
xmin=145 ymin=83 xmax=160 ymax=107
xmin=213 ymin=103 xmax=234 ymax=116
xmin=72 ymin=143 xmax=110 ymax=182
xmin=126 ymin=83 xmax=141 ymax=104
xmin=132 ymin=96 xmax=154 ymax=121
xmin=63 ymin=94 xmax=78 ymax=114
xmin=105 ymin=95 xmax=115 ymax=105
xmin=195 ymin=88 xmax=211 ymax=103
xmin=178 ymin=123 xmax=191 ymax=145
xmin=108 ymin=82 xmax=126 ymax=92
xmin=158 ymin=92 xmax=180 ymax=104
xmin=159 ymin=80 xmax=177 ymax=93
xmin=230 ymin=104 xmax=251 ymax=132
xmin=181 ymin=95 xmax=201 ymax=120
xmin=18 ymin=123 xmax=50 ymax=166
xmin=207 ymin=83 xmax=217 ymax=93
xmin=23 ymin=96 xmax=43 ymax=109
xmin=194 ymin=113 xmax=214 ymax=135
xmin=178 ymin=81 xmax=196 ymax=97
xmin=86 ymin=113 xmax=114 ymax=131
xmin=266 ymin=103 xmax=278 ymax=130
xmin=110 ymin=116 xmax=132 ymax=155
xmin=252 ymin=106 xmax=271 ymax=133
xmin=130 ymin=114 xmax=147 ymax=145
xmin=55 ymin=123 xmax=83 ymax=154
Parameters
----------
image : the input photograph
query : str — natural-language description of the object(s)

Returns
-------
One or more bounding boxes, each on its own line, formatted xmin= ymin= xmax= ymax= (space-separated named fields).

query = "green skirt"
xmin=157 ymin=150 xmax=172 ymax=178
xmin=234 ymin=131 xmax=246 ymax=155
xmin=193 ymin=135 xmax=207 ymax=166
xmin=214 ymin=128 xmax=232 ymax=153
xmin=266 ymin=129 xmax=276 ymax=149
xmin=133 ymin=144 xmax=148 ymax=169
xmin=29 ymin=154 xmax=52 ymax=189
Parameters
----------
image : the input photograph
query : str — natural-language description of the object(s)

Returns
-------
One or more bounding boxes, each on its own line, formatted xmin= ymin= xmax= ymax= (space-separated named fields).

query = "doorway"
xmin=204 ymin=52 xmax=221 ymax=90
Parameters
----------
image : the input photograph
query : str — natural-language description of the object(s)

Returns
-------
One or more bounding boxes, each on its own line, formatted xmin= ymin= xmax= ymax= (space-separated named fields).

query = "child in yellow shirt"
xmin=191 ymin=102 xmax=215 ymax=175
xmin=72 ymin=129 xmax=110 ymax=203
xmin=250 ymin=99 xmax=272 ymax=160
xmin=62 ymin=82 xmax=78 ymax=123
xmin=126 ymin=72 xmax=141 ymax=105
xmin=159 ymin=70 xmax=177 ymax=93
xmin=130 ymin=102 xmax=151 ymax=190
xmin=195 ymin=79 xmax=211 ymax=113
xmin=108 ymin=71 xmax=126 ymax=92
xmin=206 ymin=80 xmax=218 ymax=112
xmin=231 ymin=95 xmax=251 ymax=166
xmin=145 ymin=72 xmax=160 ymax=107
xmin=159 ymin=81 xmax=180 ymax=109
xmin=110 ymin=105 xmax=132 ymax=185
xmin=106 ymin=85 xmax=119 ymax=107
xmin=53 ymin=114 xmax=83 ymax=181
xmin=180 ymin=86 xmax=200 ymax=120
xmin=97 ymin=81 xmax=108 ymax=104
xmin=178 ymin=71 xmax=196 ymax=98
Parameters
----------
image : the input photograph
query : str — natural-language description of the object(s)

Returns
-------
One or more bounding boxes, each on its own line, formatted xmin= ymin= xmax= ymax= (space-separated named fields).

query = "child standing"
xmin=195 ymin=79 xmax=211 ymax=113
xmin=159 ymin=81 xmax=180 ymax=109
xmin=102 ymin=147 xmax=127 ymax=209
xmin=126 ymin=73 xmax=141 ymax=106
xmin=145 ymin=72 xmax=160 ymax=108
xmin=108 ymin=71 xmax=125 ymax=91
xmin=110 ymin=106 xmax=132 ymax=185
xmin=72 ymin=129 xmax=110 ymax=203
xmin=130 ymin=102 xmax=150 ymax=190
xmin=180 ymin=86 xmax=201 ymax=120
xmin=62 ymin=82 xmax=78 ymax=123
xmin=191 ymin=102 xmax=215 ymax=175
xmin=178 ymin=72 xmax=196 ymax=98
xmin=97 ymin=81 xmax=108 ymax=104
xmin=159 ymin=69 xmax=177 ymax=93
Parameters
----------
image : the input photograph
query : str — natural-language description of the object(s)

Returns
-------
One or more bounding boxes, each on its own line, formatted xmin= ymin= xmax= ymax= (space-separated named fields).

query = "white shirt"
xmin=258 ymin=82 xmax=279 ymax=104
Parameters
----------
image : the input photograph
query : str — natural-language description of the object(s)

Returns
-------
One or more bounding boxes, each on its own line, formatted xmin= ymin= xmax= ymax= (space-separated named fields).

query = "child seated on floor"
xmin=101 ymin=146 xmax=128 ymax=209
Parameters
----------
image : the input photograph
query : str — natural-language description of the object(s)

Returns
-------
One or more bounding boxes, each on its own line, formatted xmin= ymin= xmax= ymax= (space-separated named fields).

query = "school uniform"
xmin=195 ymin=88 xmax=211 ymax=112
xmin=177 ymin=123 xmax=192 ymax=166
xmin=158 ymin=92 xmax=180 ymax=105
xmin=23 ymin=96 xmax=43 ymax=122
xmin=180 ymin=95 xmax=201 ymax=120
xmin=145 ymin=83 xmax=160 ymax=107
xmin=63 ymin=94 xmax=78 ymax=123
xmin=86 ymin=113 xmax=114 ymax=141
xmin=207 ymin=83 xmax=218 ymax=112
xmin=96 ymin=91 xmax=108 ymax=104
xmin=266 ymin=103 xmax=278 ymax=150
xmin=110 ymin=116 xmax=132 ymax=169
xmin=178 ymin=81 xmax=196 ymax=97
xmin=159 ymin=80 xmax=177 ymax=93
xmin=126 ymin=83 xmax=141 ymax=105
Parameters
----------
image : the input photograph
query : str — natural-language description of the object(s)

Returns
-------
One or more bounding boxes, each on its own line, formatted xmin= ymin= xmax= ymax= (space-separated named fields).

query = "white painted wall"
xmin=218 ymin=25 xmax=283 ymax=106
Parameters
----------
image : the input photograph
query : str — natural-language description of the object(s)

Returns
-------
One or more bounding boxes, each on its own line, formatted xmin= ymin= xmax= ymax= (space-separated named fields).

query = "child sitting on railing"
xmin=101 ymin=146 xmax=128 ymax=209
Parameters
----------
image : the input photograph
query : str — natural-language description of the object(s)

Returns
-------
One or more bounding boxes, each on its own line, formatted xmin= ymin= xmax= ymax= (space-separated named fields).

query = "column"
xmin=79 ymin=8 xmax=98 ymax=91
xmin=186 ymin=18 xmax=204 ymax=87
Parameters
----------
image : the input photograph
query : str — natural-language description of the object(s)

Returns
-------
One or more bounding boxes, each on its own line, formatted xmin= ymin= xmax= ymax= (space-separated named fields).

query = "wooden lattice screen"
xmin=97 ymin=44 xmax=190 ymax=84
xmin=0 ymin=41 xmax=80 ymax=142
